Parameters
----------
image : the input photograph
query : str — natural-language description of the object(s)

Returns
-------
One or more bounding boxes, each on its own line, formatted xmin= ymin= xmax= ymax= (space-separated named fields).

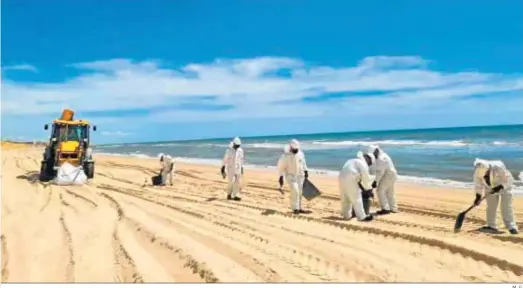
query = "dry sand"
xmin=1 ymin=147 xmax=523 ymax=283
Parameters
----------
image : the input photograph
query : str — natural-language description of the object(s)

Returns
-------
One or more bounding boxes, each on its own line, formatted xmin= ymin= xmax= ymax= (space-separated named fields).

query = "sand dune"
xmin=1 ymin=148 xmax=523 ymax=283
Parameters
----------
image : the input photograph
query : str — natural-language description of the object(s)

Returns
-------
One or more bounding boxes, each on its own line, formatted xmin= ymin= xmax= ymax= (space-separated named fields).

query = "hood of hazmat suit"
xmin=229 ymin=137 xmax=242 ymax=149
xmin=290 ymin=139 xmax=300 ymax=150
xmin=473 ymin=158 xmax=490 ymax=181
xmin=367 ymin=144 xmax=381 ymax=156
xmin=357 ymin=151 xmax=376 ymax=166
xmin=232 ymin=137 xmax=242 ymax=146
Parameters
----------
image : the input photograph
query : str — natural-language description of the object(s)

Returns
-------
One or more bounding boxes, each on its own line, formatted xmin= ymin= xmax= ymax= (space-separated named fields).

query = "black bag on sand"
xmin=302 ymin=179 xmax=321 ymax=201
xmin=151 ymin=173 xmax=163 ymax=186
xmin=363 ymin=198 xmax=371 ymax=215
xmin=352 ymin=196 xmax=371 ymax=217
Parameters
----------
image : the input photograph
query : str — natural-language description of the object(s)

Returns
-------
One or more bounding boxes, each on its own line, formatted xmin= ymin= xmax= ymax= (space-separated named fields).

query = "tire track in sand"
xmin=129 ymin=188 xmax=512 ymax=282
xmin=58 ymin=185 xmax=124 ymax=282
xmin=98 ymin=192 xmax=144 ymax=283
xmin=122 ymin=195 xmax=380 ymax=282
xmin=114 ymin=193 xmax=326 ymax=282
xmin=100 ymin=184 xmax=416 ymax=281
xmin=59 ymin=209 xmax=75 ymax=282
xmin=97 ymin=185 xmax=317 ymax=282
xmin=100 ymin=187 xmax=264 ymax=282
xmin=234 ymin=201 xmax=523 ymax=276
xmin=2 ymin=174 xmax=74 ymax=282
xmin=1 ymin=235 xmax=9 ymax=282
xmin=124 ymin=183 xmax=523 ymax=278
xmin=99 ymin=191 xmax=213 ymax=282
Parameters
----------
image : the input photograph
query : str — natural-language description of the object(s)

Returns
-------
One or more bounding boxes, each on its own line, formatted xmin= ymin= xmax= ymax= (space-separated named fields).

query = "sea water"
xmin=95 ymin=125 xmax=523 ymax=193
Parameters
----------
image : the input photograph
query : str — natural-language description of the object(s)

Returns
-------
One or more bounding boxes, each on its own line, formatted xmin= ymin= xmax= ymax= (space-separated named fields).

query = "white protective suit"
xmin=277 ymin=140 xmax=308 ymax=211
xmin=222 ymin=137 xmax=244 ymax=198
xmin=159 ymin=154 xmax=175 ymax=185
xmin=338 ymin=152 xmax=375 ymax=220
xmin=473 ymin=158 xmax=517 ymax=231
xmin=368 ymin=145 xmax=398 ymax=212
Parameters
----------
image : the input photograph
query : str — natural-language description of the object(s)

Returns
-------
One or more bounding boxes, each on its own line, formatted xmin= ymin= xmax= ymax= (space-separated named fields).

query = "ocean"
xmin=95 ymin=125 xmax=523 ymax=193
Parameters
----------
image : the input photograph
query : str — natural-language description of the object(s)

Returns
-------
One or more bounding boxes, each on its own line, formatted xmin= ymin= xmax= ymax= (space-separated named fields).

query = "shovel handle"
xmin=466 ymin=191 xmax=496 ymax=213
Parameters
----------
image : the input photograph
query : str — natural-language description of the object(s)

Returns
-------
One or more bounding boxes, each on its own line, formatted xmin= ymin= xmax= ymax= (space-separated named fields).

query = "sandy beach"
xmin=1 ymin=146 xmax=523 ymax=283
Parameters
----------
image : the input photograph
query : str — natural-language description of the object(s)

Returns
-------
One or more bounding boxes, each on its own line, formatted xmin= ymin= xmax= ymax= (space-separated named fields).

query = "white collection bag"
xmin=53 ymin=162 xmax=88 ymax=185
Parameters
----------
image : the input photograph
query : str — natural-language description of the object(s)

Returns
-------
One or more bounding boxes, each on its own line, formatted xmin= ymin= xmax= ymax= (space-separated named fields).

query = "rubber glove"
xmin=220 ymin=166 xmax=226 ymax=179
xmin=304 ymin=170 xmax=309 ymax=179
xmin=491 ymin=185 xmax=504 ymax=194
xmin=372 ymin=181 xmax=377 ymax=189
xmin=278 ymin=176 xmax=284 ymax=187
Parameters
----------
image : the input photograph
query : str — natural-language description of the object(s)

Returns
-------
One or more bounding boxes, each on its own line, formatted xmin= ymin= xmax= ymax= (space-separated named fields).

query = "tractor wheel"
xmin=84 ymin=162 xmax=95 ymax=179
xmin=39 ymin=161 xmax=51 ymax=182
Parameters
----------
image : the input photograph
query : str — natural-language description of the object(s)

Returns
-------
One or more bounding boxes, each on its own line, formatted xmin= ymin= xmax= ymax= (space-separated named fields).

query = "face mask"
xmin=291 ymin=148 xmax=299 ymax=154
xmin=233 ymin=144 xmax=240 ymax=150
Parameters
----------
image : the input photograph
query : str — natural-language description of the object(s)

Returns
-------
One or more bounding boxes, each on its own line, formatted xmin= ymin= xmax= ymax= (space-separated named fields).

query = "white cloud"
xmin=1 ymin=55 xmax=522 ymax=125
xmin=2 ymin=64 xmax=38 ymax=72
xmin=100 ymin=130 xmax=133 ymax=137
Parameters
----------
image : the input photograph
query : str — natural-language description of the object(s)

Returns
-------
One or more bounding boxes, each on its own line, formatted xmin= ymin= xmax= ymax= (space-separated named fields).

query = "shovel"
xmin=454 ymin=192 xmax=494 ymax=233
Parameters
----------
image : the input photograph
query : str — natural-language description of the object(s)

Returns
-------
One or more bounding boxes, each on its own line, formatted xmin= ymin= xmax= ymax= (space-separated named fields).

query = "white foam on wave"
xmin=247 ymin=143 xmax=284 ymax=149
xmin=95 ymin=152 xmax=523 ymax=195
xmin=312 ymin=140 xmax=470 ymax=147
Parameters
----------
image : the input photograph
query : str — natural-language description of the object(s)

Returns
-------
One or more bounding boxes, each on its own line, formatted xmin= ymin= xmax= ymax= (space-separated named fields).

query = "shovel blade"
xmin=454 ymin=211 xmax=467 ymax=233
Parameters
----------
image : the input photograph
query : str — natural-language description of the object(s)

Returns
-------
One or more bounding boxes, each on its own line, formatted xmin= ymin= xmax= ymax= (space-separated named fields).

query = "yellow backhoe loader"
xmin=39 ymin=109 xmax=97 ymax=182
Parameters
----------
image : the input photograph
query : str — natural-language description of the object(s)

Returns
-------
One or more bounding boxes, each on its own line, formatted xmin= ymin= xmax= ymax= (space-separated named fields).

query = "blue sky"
xmin=2 ymin=0 xmax=522 ymax=144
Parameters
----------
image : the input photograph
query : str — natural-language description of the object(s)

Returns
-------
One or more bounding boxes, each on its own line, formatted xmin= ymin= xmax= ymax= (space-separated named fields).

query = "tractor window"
xmin=67 ymin=126 xmax=82 ymax=141
xmin=55 ymin=125 xmax=82 ymax=142
xmin=57 ymin=125 xmax=67 ymax=141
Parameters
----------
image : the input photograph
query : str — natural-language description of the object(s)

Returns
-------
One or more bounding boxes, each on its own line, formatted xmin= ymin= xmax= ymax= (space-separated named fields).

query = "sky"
xmin=1 ymin=0 xmax=522 ymax=144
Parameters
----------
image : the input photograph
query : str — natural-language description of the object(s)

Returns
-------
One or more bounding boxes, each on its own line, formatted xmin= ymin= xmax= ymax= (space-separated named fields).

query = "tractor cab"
xmin=44 ymin=121 xmax=95 ymax=167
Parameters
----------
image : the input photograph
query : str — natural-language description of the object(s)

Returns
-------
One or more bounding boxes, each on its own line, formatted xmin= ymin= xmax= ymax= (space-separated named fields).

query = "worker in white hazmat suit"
xmin=338 ymin=151 xmax=375 ymax=221
xmin=473 ymin=158 xmax=518 ymax=235
xmin=159 ymin=153 xmax=175 ymax=186
xmin=277 ymin=139 xmax=310 ymax=214
xmin=368 ymin=145 xmax=399 ymax=214
xmin=221 ymin=137 xmax=244 ymax=201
